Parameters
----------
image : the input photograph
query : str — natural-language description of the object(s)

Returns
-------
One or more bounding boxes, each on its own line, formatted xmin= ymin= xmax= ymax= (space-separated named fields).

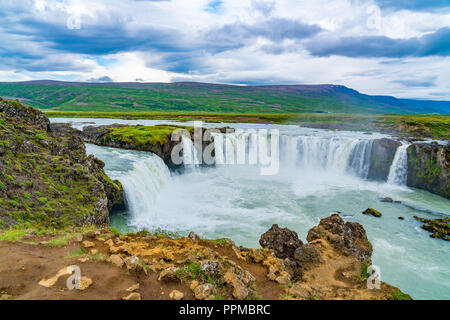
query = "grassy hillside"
xmin=0 ymin=81 xmax=448 ymax=114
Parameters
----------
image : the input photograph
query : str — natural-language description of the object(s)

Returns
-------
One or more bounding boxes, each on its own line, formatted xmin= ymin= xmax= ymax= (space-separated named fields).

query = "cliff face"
xmin=368 ymin=138 xmax=401 ymax=181
xmin=0 ymin=99 xmax=123 ymax=230
xmin=407 ymin=143 xmax=449 ymax=199
xmin=81 ymin=124 xmax=186 ymax=168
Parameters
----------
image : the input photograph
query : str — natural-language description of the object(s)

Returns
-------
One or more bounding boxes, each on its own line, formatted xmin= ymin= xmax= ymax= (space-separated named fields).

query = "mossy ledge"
xmin=0 ymin=98 xmax=124 ymax=230
xmin=51 ymin=123 xmax=234 ymax=169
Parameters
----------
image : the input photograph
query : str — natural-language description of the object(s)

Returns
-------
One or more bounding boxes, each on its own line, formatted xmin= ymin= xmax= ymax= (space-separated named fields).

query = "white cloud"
xmin=0 ymin=0 xmax=448 ymax=99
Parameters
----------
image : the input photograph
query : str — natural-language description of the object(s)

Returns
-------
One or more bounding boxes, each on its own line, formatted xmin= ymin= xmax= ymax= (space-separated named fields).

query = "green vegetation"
xmin=65 ymin=247 xmax=87 ymax=258
xmin=388 ymin=289 xmax=412 ymax=300
xmin=0 ymin=229 xmax=27 ymax=242
xmin=359 ymin=261 xmax=370 ymax=282
xmin=108 ymin=227 xmax=121 ymax=237
xmin=150 ymin=228 xmax=183 ymax=239
xmin=1 ymin=81 xmax=449 ymax=115
xmin=46 ymin=234 xmax=73 ymax=247
xmin=201 ymin=238 xmax=228 ymax=246
xmin=0 ymin=99 xmax=122 ymax=230
xmin=0 ymin=82 xmax=431 ymax=114
xmin=108 ymin=124 xmax=194 ymax=146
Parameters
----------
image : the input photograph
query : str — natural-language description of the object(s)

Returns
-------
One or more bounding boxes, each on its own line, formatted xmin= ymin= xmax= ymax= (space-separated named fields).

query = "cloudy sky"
xmin=0 ymin=0 xmax=449 ymax=99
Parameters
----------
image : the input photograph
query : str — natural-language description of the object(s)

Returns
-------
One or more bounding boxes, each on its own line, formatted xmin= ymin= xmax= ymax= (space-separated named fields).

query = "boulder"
xmin=82 ymin=241 xmax=94 ymax=248
xmin=169 ymin=290 xmax=184 ymax=300
xmin=259 ymin=224 xmax=303 ymax=260
xmin=188 ymin=231 xmax=200 ymax=243
xmin=78 ymin=277 xmax=93 ymax=290
xmin=224 ymin=271 xmax=249 ymax=300
xmin=158 ymin=267 xmax=180 ymax=282
xmin=110 ymin=254 xmax=124 ymax=268
xmin=307 ymin=214 xmax=373 ymax=263
xmin=194 ymin=283 xmax=215 ymax=300
xmin=362 ymin=208 xmax=382 ymax=217
xmin=200 ymin=260 xmax=221 ymax=277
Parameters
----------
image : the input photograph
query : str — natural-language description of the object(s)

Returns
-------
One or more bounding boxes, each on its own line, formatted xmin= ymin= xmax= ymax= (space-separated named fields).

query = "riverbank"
xmin=0 ymin=214 xmax=411 ymax=300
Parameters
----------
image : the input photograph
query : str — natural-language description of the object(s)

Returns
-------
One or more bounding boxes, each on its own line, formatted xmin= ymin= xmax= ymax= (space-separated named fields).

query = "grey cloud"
xmin=205 ymin=18 xmax=322 ymax=49
xmin=393 ymin=79 xmax=436 ymax=87
xmin=304 ymin=27 xmax=450 ymax=58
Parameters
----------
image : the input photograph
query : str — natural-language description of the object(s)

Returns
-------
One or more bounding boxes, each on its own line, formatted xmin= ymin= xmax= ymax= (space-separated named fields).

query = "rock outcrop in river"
xmin=0 ymin=99 xmax=123 ymax=229
xmin=407 ymin=143 xmax=449 ymax=199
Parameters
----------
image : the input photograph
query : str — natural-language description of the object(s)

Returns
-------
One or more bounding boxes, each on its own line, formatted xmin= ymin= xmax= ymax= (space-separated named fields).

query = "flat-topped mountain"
xmin=0 ymin=81 xmax=448 ymax=114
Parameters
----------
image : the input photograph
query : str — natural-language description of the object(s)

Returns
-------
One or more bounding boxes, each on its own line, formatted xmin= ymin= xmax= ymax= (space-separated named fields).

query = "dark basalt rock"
xmin=307 ymin=214 xmax=373 ymax=263
xmin=362 ymin=208 xmax=382 ymax=217
xmin=0 ymin=100 xmax=50 ymax=131
xmin=260 ymin=214 xmax=374 ymax=281
xmin=50 ymin=123 xmax=83 ymax=137
xmin=406 ymin=143 xmax=449 ymax=199
xmin=293 ymin=243 xmax=323 ymax=275
xmin=259 ymin=224 xmax=322 ymax=280
xmin=367 ymin=138 xmax=401 ymax=181
xmin=259 ymin=224 xmax=303 ymax=260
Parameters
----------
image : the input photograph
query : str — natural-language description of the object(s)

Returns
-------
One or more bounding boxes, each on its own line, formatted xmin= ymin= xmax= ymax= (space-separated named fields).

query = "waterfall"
xmin=212 ymin=132 xmax=376 ymax=178
xmin=387 ymin=143 xmax=410 ymax=185
xmin=181 ymin=135 xmax=200 ymax=167
xmin=296 ymin=136 xmax=370 ymax=175
xmin=119 ymin=154 xmax=170 ymax=224
xmin=347 ymin=139 xmax=374 ymax=179
xmin=280 ymin=135 xmax=299 ymax=169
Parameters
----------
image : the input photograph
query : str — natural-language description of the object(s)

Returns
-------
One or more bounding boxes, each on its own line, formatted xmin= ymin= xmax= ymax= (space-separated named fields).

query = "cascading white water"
xmin=347 ymin=139 xmax=374 ymax=179
xmin=120 ymin=154 xmax=171 ymax=226
xmin=213 ymin=132 xmax=376 ymax=178
xmin=387 ymin=143 xmax=410 ymax=185
xmin=181 ymin=135 xmax=200 ymax=167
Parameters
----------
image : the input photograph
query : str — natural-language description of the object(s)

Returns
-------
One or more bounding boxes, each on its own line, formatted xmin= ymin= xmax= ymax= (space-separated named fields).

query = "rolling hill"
xmin=0 ymin=80 xmax=448 ymax=114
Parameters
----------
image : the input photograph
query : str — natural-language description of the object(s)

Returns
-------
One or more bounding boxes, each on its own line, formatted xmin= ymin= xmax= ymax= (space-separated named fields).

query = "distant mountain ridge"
xmin=0 ymin=80 xmax=448 ymax=114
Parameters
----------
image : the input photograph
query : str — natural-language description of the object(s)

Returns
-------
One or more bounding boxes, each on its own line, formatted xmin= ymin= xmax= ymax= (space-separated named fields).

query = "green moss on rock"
xmin=362 ymin=208 xmax=382 ymax=218
xmin=0 ymin=99 xmax=123 ymax=230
